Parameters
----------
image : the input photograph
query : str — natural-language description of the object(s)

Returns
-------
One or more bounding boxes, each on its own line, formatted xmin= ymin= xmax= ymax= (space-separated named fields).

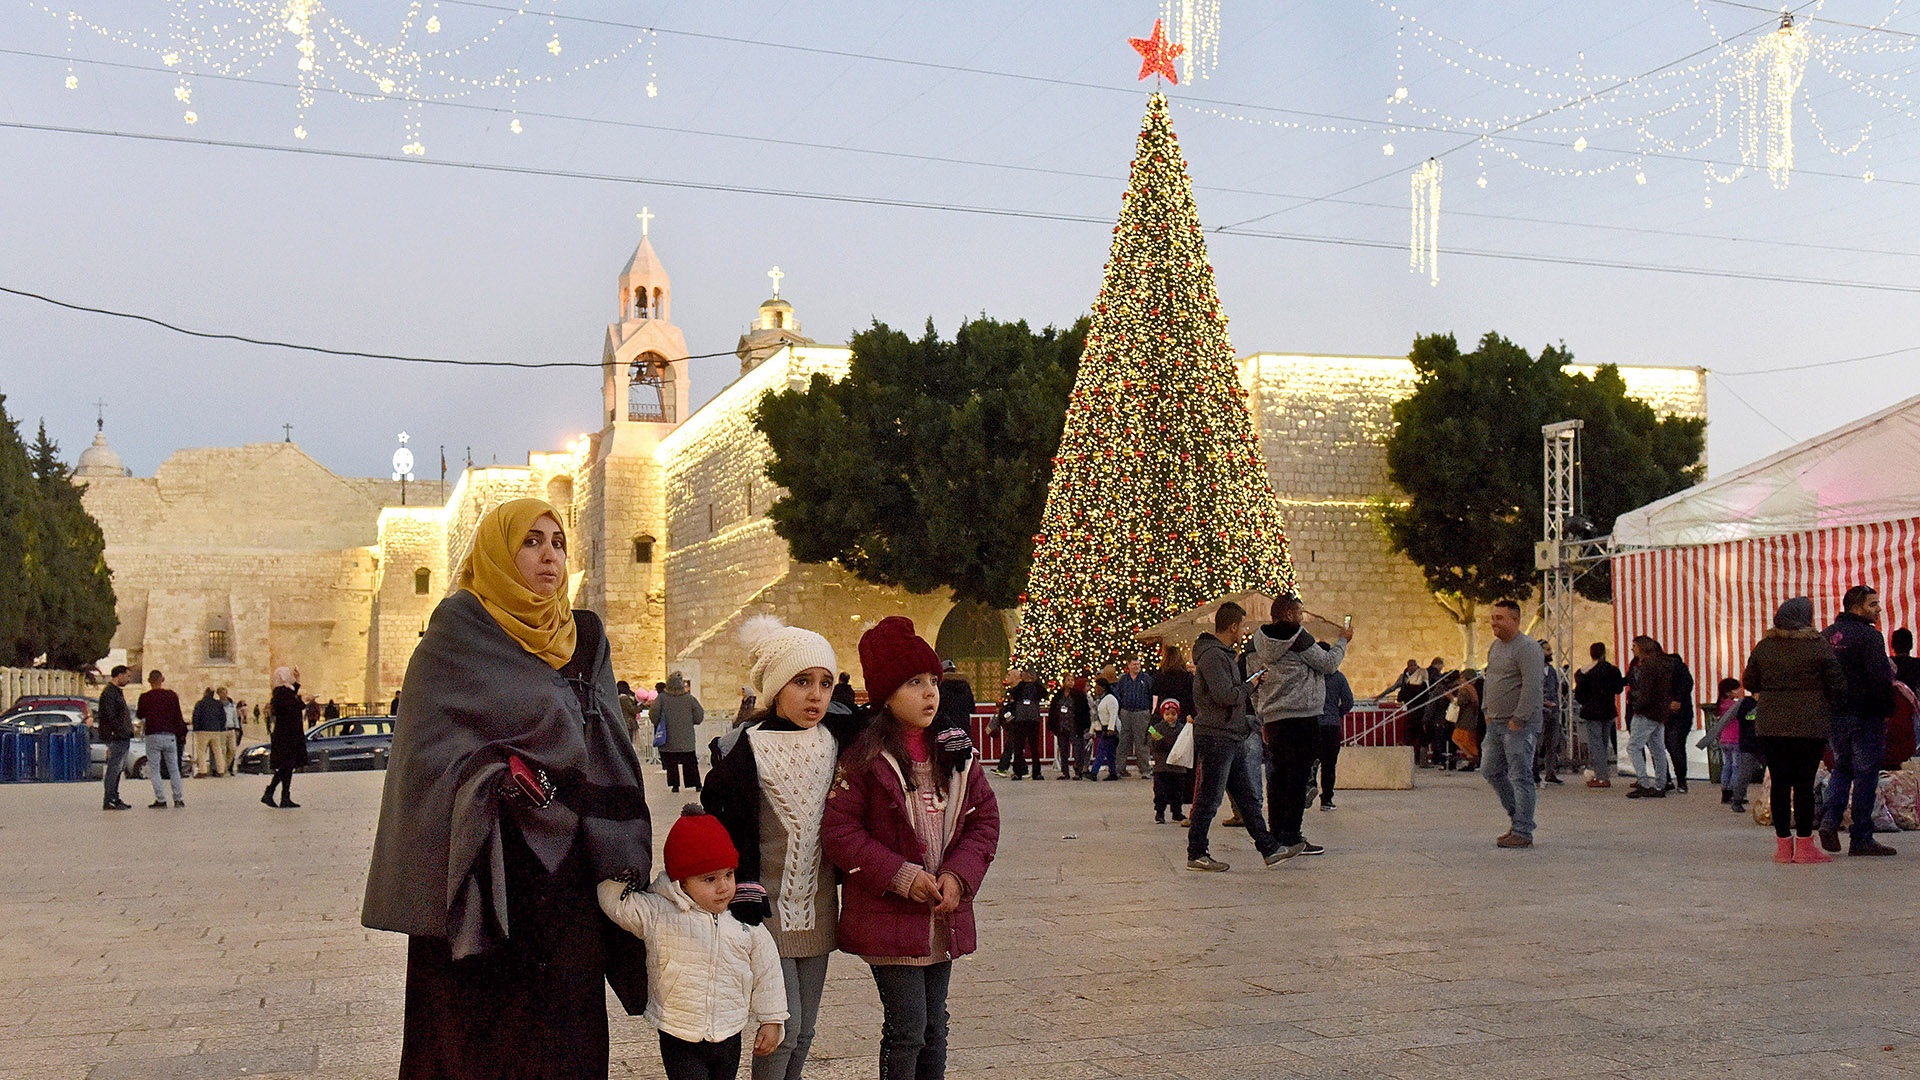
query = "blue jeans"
xmin=1820 ymin=713 xmax=1886 ymax=845
xmin=102 ymin=739 xmax=129 ymax=805
xmin=1090 ymin=733 xmax=1118 ymax=778
xmin=871 ymin=960 xmax=951 ymax=1080
xmin=1187 ymin=730 xmax=1280 ymax=861
xmin=1241 ymin=728 xmax=1265 ymax=803
xmin=1482 ymin=721 xmax=1540 ymax=838
xmin=1583 ymin=719 xmax=1614 ymax=780
xmin=146 ymin=732 xmax=183 ymax=802
xmin=1625 ymin=715 xmax=1669 ymax=789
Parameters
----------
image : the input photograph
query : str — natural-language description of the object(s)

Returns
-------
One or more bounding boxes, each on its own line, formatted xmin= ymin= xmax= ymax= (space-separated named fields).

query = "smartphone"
xmin=1343 ymin=615 xmax=1353 ymax=630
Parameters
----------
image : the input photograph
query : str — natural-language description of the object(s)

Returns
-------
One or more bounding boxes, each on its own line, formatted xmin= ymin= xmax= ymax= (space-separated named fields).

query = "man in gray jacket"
xmin=1185 ymin=602 xmax=1288 ymax=872
xmin=1250 ymin=594 xmax=1351 ymax=856
xmin=1483 ymin=599 xmax=1545 ymax=848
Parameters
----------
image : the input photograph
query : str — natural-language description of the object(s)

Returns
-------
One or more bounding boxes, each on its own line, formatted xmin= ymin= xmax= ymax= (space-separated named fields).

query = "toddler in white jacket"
xmin=600 ymin=805 xmax=786 ymax=1080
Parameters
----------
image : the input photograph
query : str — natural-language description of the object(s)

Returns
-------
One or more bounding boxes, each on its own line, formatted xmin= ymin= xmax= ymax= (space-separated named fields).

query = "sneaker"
xmin=1155 ymin=814 xmax=1166 ymax=824
xmin=103 ymin=802 xmax=128 ymax=811
xmin=1186 ymin=855 xmax=1230 ymax=872
xmin=1641 ymin=787 xmax=1666 ymax=798
xmin=1009 ymin=774 xmax=1023 ymax=781
xmin=1496 ymin=833 xmax=1534 ymax=848
xmin=992 ymin=768 xmax=1009 ymax=778
xmin=1319 ymin=801 xmax=1335 ymax=811
xmin=1104 ymin=775 xmax=1119 ymax=782
xmin=1545 ymin=774 xmax=1564 ymax=785
xmin=1625 ymin=785 xmax=1648 ymax=799
xmin=1731 ymin=801 xmax=1748 ymax=812
xmin=1031 ymin=774 xmax=1045 ymax=781
xmin=1265 ymin=842 xmax=1308 ymax=864
xmin=1222 ymin=815 xmax=1244 ymax=827
xmin=1849 ymin=839 xmax=1898 ymax=856
xmin=1818 ymin=828 xmax=1842 ymax=852
xmin=173 ymin=800 xmax=185 ymax=808
xmin=1298 ymin=842 xmax=1326 ymax=856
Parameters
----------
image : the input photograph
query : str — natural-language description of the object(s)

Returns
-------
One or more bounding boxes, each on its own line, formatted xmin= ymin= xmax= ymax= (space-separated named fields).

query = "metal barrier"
xmin=0 ymin=724 xmax=90 ymax=782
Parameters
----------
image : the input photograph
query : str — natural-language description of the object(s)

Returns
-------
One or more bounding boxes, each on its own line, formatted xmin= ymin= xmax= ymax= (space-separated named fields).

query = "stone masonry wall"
xmin=1243 ymin=353 xmax=1707 ymax=691
xmin=367 ymin=508 xmax=447 ymax=702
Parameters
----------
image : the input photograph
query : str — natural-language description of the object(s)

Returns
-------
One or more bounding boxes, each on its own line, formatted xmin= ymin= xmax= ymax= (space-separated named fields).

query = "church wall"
xmin=81 ymin=444 xmax=398 ymax=708
xmin=367 ymin=507 xmax=447 ymax=702
xmin=588 ymin=441 xmax=667 ymax=684
xmin=1241 ymin=354 xmax=1707 ymax=690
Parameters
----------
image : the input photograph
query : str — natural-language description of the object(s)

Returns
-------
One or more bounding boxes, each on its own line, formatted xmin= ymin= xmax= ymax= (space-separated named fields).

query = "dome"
xmin=75 ymin=430 xmax=125 ymax=478
xmin=759 ymin=296 xmax=793 ymax=312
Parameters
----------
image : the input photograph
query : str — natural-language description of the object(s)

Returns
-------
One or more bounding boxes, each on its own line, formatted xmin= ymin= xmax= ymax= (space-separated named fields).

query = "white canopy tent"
xmin=1614 ymin=392 xmax=1920 ymax=550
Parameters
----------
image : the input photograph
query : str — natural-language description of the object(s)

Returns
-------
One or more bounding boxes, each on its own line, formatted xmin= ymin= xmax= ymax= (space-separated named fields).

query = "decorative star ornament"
xmin=1130 ymin=18 xmax=1184 ymax=85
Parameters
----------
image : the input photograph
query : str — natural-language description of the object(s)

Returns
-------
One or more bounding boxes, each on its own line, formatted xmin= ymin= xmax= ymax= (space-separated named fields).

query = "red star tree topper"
xmin=1009 ymin=94 xmax=1297 ymax=685
xmin=1130 ymin=18 xmax=1184 ymax=84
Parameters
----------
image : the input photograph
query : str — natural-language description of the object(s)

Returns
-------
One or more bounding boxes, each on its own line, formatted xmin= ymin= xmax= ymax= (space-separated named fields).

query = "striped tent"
xmin=1612 ymin=394 xmax=1920 ymax=715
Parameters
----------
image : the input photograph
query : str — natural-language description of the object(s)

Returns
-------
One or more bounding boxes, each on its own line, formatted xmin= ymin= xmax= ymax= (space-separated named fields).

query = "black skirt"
xmin=400 ymin=817 xmax=610 ymax=1080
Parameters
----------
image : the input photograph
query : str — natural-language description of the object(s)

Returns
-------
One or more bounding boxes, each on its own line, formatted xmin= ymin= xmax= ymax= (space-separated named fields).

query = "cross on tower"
xmin=283 ymin=423 xmax=294 ymax=443
xmin=636 ymin=206 xmax=654 ymax=238
xmin=768 ymin=265 xmax=784 ymax=298
xmin=93 ymin=398 xmax=107 ymax=432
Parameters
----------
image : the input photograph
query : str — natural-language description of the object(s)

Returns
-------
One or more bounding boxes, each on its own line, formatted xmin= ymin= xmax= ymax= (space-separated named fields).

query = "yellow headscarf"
xmin=459 ymin=498 xmax=577 ymax=670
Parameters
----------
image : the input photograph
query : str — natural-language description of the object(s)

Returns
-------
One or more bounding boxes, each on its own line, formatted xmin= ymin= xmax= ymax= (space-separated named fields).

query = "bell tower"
xmin=602 ymin=207 xmax=690 ymax=428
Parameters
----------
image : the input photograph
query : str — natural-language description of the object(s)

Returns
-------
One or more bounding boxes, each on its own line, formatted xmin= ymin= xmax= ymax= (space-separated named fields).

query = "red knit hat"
xmin=663 ymin=805 xmax=738 ymax=882
xmin=858 ymin=616 xmax=943 ymax=708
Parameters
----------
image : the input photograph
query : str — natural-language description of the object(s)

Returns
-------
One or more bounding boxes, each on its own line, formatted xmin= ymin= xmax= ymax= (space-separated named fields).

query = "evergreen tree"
xmin=26 ymin=422 xmax=117 ymax=667
xmin=0 ymin=394 xmax=35 ymax=664
xmin=755 ymin=316 xmax=1085 ymax=610
xmin=1010 ymin=93 xmax=1295 ymax=684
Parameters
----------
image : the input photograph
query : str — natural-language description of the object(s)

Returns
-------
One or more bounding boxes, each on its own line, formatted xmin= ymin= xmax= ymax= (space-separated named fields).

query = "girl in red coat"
xmin=821 ymin=617 xmax=1000 ymax=1080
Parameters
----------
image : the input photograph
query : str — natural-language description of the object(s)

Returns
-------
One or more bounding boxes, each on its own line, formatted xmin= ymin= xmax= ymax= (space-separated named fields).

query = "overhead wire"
xmin=8 ymin=118 xmax=1920 ymax=295
xmin=0 ymin=283 xmax=738 ymax=368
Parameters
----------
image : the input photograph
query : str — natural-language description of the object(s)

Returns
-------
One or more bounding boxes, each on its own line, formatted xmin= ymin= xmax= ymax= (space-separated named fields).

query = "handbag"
xmin=652 ymin=719 xmax=668 ymax=748
xmin=1166 ymin=723 xmax=1195 ymax=769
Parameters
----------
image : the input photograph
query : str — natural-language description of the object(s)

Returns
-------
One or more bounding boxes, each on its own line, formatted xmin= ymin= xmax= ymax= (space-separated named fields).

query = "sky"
xmin=3 ymin=1 xmax=1919 ymax=489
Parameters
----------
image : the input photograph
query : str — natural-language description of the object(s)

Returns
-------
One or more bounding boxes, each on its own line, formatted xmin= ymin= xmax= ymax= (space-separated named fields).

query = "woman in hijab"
xmin=262 ymin=666 xmax=307 ymax=808
xmin=362 ymin=498 xmax=652 ymax=1079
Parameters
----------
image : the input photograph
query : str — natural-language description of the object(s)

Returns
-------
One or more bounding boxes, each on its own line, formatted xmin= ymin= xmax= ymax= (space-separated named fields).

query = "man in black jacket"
xmin=1819 ymin=585 xmax=1899 ymax=856
xmin=1573 ymin=642 xmax=1625 ymax=788
xmin=96 ymin=665 xmax=135 ymax=810
xmin=1185 ymin=602 xmax=1288 ymax=872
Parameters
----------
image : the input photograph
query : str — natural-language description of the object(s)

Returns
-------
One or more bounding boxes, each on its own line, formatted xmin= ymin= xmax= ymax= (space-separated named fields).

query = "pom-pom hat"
xmin=738 ymin=614 xmax=837 ymax=701
xmin=858 ymin=616 xmax=943 ymax=708
xmin=663 ymin=804 xmax=738 ymax=882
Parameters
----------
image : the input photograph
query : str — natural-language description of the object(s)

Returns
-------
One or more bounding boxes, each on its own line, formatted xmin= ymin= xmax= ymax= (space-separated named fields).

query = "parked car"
xmin=1 ymin=695 xmax=93 ymax=724
xmin=236 ymin=717 xmax=395 ymax=774
xmin=0 ymin=707 xmax=140 ymax=780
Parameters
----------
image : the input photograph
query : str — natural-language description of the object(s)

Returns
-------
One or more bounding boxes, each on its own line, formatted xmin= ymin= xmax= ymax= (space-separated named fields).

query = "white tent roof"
xmin=1613 ymin=392 xmax=1920 ymax=550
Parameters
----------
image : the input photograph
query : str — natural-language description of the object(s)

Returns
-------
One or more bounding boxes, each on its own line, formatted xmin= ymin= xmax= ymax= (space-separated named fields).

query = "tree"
xmin=1009 ymin=93 xmax=1296 ymax=684
xmin=26 ymin=422 xmax=117 ymax=667
xmin=754 ymin=315 xmax=1085 ymax=611
xmin=1378 ymin=331 xmax=1704 ymax=655
xmin=0 ymin=394 xmax=33 ymax=664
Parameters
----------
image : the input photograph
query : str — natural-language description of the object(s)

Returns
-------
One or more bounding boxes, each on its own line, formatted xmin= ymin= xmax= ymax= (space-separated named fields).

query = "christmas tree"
xmin=1010 ymin=93 xmax=1296 ymax=685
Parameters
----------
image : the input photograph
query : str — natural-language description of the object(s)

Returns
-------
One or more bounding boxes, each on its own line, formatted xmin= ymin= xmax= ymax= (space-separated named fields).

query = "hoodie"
xmin=1249 ymin=622 xmax=1346 ymax=724
xmin=1191 ymin=632 xmax=1254 ymax=738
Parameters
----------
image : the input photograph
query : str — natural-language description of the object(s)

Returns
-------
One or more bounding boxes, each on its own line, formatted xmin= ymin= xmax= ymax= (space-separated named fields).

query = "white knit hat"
xmin=738 ymin=615 xmax=838 ymax=702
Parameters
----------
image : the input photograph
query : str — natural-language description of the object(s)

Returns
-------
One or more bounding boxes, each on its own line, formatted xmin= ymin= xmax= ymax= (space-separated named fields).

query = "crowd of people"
xmin=91 ymin=493 xmax=1910 ymax=1080
xmin=95 ymin=663 xmax=318 ymax=811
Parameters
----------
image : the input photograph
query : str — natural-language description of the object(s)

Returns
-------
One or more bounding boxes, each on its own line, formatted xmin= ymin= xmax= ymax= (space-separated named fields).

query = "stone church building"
xmin=78 ymin=230 xmax=1708 ymax=709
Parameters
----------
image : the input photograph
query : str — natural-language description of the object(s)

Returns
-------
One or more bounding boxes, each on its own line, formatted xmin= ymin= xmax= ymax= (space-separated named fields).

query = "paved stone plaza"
xmin=4 ymin=765 xmax=1919 ymax=1079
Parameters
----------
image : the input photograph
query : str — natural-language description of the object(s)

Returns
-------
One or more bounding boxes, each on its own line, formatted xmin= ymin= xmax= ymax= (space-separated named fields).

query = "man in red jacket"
xmin=135 ymin=670 xmax=188 ymax=808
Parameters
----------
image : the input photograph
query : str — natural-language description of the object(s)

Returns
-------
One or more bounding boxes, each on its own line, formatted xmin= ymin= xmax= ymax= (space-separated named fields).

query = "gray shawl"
xmin=362 ymin=590 xmax=651 ymax=967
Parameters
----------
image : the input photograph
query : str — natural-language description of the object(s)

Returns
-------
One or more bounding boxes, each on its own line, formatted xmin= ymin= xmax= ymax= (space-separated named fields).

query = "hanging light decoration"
xmin=1159 ymin=0 xmax=1221 ymax=83
xmin=1410 ymin=157 xmax=1441 ymax=286
xmin=1738 ymin=11 xmax=1811 ymax=187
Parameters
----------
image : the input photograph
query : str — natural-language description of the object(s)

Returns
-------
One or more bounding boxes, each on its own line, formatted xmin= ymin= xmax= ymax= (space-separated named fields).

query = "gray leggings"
xmin=752 ymin=953 xmax=829 ymax=1080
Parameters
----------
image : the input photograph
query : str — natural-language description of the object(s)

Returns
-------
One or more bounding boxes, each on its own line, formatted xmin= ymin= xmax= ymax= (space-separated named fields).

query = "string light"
xmin=1159 ymin=0 xmax=1221 ymax=83
xmin=1410 ymin=157 xmax=1440 ymax=285
xmin=37 ymin=0 xmax=659 ymax=153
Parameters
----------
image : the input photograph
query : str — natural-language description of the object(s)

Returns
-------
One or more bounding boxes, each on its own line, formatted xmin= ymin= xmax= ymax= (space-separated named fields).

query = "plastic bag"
xmin=1882 ymin=769 xmax=1919 ymax=831
xmin=1166 ymin=723 xmax=1195 ymax=769
xmin=1751 ymin=774 xmax=1772 ymax=826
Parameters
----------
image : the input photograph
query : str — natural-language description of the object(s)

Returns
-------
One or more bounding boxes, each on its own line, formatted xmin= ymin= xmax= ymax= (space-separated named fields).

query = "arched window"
xmin=635 ymin=289 xmax=648 ymax=319
xmin=633 ymin=534 xmax=655 ymax=564
xmin=414 ymin=567 xmax=431 ymax=595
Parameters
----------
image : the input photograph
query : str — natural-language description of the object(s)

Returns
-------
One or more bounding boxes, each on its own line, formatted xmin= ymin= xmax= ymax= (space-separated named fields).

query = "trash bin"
xmin=0 ymin=729 xmax=18 ymax=782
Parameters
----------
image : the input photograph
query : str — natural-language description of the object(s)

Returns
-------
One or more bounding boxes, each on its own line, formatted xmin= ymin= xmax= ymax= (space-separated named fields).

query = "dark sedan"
xmin=237 ymin=717 xmax=395 ymax=774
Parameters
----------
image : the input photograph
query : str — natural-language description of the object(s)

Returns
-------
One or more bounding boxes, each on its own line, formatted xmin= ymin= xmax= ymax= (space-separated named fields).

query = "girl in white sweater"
xmin=600 ymin=806 xmax=787 ymax=1080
